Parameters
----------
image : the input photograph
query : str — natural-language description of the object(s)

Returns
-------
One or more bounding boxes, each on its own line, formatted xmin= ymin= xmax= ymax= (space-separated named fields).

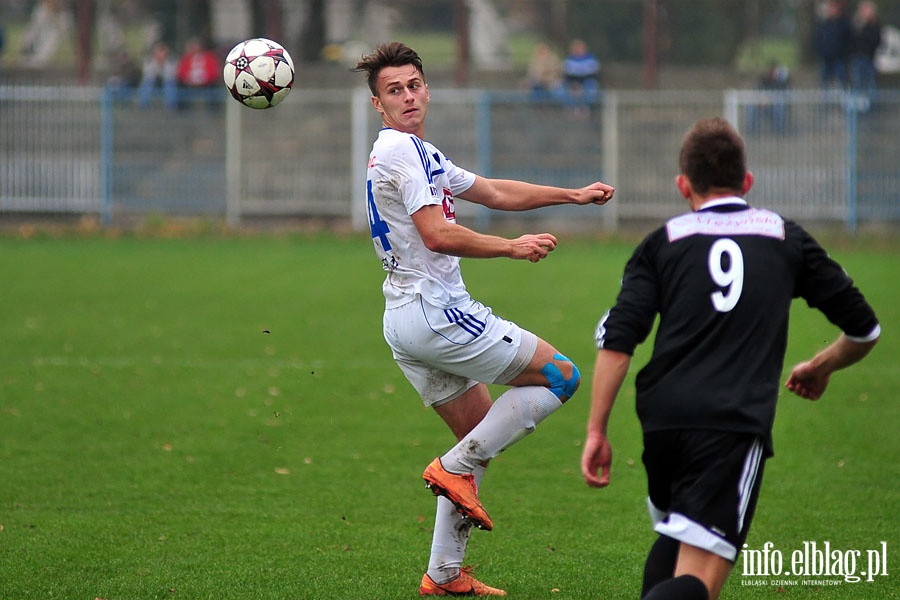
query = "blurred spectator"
xmin=105 ymin=46 xmax=142 ymax=101
xmin=749 ymin=61 xmax=791 ymax=134
xmin=562 ymin=38 xmax=600 ymax=114
xmin=851 ymin=0 xmax=882 ymax=105
xmin=814 ymin=0 xmax=852 ymax=89
xmin=19 ymin=0 xmax=73 ymax=69
xmin=177 ymin=37 xmax=219 ymax=89
xmin=761 ymin=61 xmax=791 ymax=89
xmin=137 ymin=41 xmax=178 ymax=110
xmin=176 ymin=37 xmax=221 ymax=109
xmin=526 ymin=42 xmax=564 ymax=103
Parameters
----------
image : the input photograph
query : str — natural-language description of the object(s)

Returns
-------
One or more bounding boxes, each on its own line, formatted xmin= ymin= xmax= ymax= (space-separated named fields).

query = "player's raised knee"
xmin=540 ymin=353 xmax=581 ymax=402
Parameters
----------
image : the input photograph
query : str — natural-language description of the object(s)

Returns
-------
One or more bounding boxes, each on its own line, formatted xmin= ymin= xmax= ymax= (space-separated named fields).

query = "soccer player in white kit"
xmin=354 ymin=42 xmax=615 ymax=596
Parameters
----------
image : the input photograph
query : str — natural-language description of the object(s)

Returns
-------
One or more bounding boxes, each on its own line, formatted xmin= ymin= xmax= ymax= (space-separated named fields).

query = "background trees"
xmin=3 ymin=0 xmax=900 ymax=85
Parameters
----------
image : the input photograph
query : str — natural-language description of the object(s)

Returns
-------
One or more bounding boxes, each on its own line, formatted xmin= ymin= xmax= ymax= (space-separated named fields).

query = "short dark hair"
xmin=679 ymin=117 xmax=747 ymax=195
xmin=353 ymin=41 xmax=425 ymax=96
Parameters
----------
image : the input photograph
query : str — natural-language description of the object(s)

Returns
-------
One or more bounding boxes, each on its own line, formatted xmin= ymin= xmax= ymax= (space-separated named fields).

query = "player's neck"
xmin=692 ymin=194 xmax=745 ymax=211
xmin=384 ymin=123 xmax=425 ymax=138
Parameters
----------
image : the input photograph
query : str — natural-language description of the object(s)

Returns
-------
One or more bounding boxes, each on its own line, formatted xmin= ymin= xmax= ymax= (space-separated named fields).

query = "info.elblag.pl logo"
xmin=740 ymin=541 xmax=889 ymax=586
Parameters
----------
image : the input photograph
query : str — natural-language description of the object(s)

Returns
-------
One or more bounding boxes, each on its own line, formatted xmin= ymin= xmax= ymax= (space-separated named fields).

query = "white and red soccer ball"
xmin=223 ymin=38 xmax=294 ymax=109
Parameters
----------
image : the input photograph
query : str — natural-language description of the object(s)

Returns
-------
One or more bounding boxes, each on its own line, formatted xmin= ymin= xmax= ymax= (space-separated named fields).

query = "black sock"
xmin=642 ymin=575 xmax=709 ymax=600
xmin=641 ymin=536 xmax=680 ymax=598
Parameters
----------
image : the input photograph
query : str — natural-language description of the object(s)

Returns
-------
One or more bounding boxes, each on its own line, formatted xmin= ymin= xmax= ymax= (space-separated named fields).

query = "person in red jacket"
xmin=176 ymin=37 xmax=220 ymax=107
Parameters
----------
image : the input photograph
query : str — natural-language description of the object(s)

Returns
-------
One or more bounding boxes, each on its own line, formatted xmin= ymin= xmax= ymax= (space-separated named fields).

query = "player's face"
xmin=373 ymin=65 xmax=430 ymax=136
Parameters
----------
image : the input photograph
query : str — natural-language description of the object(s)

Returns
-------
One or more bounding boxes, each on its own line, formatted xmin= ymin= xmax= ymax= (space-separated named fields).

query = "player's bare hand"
xmin=576 ymin=182 xmax=615 ymax=206
xmin=785 ymin=361 xmax=830 ymax=400
xmin=511 ymin=233 xmax=557 ymax=262
xmin=581 ymin=432 xmax=612 ymax=488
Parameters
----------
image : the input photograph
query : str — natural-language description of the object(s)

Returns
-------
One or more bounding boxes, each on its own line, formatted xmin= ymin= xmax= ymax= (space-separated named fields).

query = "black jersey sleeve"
xmin=595 ymin=231 xmax=663 ymax=354
xmin=791 ymin=221 xmax=880 ymax=338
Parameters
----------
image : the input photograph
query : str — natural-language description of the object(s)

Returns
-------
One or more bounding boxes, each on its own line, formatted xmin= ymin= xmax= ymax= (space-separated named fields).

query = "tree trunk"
xmin=76 ymin=0 xmax=96 ymax=83
xmin=299 ymin=0 xmax=326 ymax=62
xmin=454 ymin=0 xmax=470 ymax=86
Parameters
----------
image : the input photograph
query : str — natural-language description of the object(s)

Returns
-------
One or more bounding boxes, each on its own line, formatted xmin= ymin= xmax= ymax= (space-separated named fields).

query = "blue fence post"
xmin=100 ymin=86 xmax=114 ymax=227
xmin=845 ymin=93 xmax=859 ymax=234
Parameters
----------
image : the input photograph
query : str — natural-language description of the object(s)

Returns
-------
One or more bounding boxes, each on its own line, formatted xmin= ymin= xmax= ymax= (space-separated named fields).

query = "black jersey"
xmin=596 ymin=198 xmax=880 ymax=453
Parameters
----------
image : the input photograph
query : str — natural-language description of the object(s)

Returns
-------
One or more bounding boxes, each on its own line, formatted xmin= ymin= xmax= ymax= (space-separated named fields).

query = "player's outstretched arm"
xmin=582 ymin=349 xmax=631 ymax=488
xmin=412 ymin=204 xmax=557 ymax=261
xmin=459 ymin=176 xmax=614 ymax=212
xmin=785 ymin=333 xmax=878 ymax=400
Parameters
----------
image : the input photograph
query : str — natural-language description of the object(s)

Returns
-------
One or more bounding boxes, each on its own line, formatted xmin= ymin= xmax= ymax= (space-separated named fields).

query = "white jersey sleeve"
xmin=366 ymin=128 xmax=477 ymax=308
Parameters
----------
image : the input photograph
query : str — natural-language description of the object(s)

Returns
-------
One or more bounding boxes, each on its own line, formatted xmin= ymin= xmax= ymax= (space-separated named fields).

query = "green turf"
xmin=0 ymin=232 xmax=897 ymax=599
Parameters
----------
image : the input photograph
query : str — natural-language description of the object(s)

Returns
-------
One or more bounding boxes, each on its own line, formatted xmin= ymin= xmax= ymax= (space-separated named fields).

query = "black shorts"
xmin=643 ymin=430 xmax=766 ymax=562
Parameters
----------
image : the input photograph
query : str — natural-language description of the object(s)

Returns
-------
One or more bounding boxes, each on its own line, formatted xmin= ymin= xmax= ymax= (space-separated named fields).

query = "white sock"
xmin=427 ymin=465 xmax=486 ymax=583
xmin=440 ymin=386 xmax=562 ymax=474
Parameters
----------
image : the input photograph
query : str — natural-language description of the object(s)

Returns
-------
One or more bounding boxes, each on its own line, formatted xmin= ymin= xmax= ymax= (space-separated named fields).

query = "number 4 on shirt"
xmin=367 ymin=180 xmax=392 ymax=252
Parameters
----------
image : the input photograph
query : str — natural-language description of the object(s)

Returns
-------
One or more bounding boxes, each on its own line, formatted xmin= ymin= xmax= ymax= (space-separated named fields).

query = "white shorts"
xmin=383 ymin=295 xmax=538 ymax=407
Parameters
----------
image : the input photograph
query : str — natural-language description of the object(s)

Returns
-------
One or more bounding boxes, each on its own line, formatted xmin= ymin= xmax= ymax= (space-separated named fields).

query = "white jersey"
xmin=366 ymin=127 xmax=477 ymax=308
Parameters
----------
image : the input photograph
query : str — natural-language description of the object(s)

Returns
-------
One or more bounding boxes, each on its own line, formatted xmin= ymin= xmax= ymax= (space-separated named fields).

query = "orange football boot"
xmin=422 ymin=458 xmax=493 ymax=531
xmin=419 ymin=567 xmax=506 ymax=596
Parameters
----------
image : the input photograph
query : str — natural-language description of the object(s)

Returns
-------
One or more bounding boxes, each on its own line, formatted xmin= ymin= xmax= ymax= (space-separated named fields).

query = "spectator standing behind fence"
xmin=137 ymin=41 xmax=178 ymax=110
xmin=562 ymin=38 xmax=600 ymax=114
xmin=851 ymin=0 xmax=882 ymax=107
xmin=749 ymin=60 xmax=791 ymax=133
xmin=106 ymin=46 xmax=142 ymax=101
xmin=0 ymin=23 xmax=5 ymax=82
xmin=525 ymin=42 xmax=564 ymax=103
xmin=176 ymin=37 xmax=221 ymax=107
xmin=18 ymin=0 xmax=73 ymax=69
xmin=815 ymin=0 xmax=853 ymax=89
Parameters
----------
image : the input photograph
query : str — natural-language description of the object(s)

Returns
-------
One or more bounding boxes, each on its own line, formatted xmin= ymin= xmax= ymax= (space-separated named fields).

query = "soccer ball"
xmin=223 ymin=38 xmax=294 ymax=109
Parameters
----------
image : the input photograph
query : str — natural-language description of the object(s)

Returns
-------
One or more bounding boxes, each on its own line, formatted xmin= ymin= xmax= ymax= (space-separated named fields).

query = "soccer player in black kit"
xmin=581 ymin=117 xmax=880 ymax=600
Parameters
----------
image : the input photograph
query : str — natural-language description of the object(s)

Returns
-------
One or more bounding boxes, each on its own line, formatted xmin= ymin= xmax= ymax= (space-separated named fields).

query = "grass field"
xmin=1 ymin=232 xmax=897 ymax=599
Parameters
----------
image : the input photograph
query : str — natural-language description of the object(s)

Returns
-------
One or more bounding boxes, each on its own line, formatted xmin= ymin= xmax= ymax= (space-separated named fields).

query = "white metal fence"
xmin=0 ymin=86 xmax=106 ymax=214
xmin=1 ymin=85 xmax=898 ymax=232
